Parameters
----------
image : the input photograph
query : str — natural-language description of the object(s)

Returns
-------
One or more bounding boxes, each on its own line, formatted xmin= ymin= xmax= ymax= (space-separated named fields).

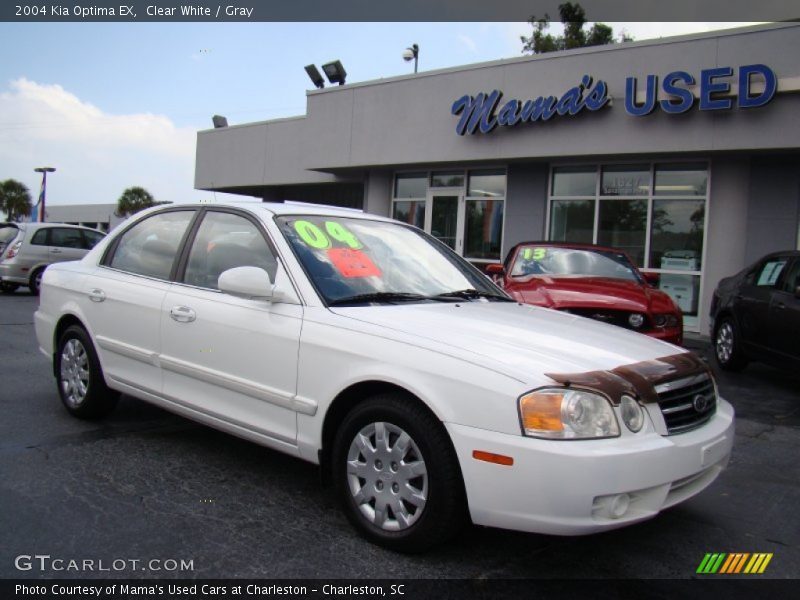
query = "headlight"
xmin=519 ymin=388 xmax=620 ymax=439
xmin=620 ymin=395 xmax=644 ymax=432
xmin=653 ymin=313 xmax=679 ymax=328
xmin=628 ymin=313 xmax=645 ymax=328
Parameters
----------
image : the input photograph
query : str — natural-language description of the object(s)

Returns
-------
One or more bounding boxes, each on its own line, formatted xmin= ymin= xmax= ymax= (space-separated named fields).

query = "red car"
xmin=487 ymin=242 xmax=683 ymax=345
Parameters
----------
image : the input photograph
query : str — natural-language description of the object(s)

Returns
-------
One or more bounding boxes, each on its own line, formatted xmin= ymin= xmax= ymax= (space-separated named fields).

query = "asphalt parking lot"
xmin=1 ymin=291 xmax=798 ymax=580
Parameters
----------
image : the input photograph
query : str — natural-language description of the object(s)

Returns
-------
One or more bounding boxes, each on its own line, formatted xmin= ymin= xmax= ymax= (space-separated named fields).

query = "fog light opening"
xmin=609 ymin=493 xmax=630 ymax=519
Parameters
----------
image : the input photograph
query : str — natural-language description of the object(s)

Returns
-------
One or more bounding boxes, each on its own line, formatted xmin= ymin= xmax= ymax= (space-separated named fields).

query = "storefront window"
xmin=468 ymin=169 xmax=505 ymax=197
xmin=394 ymin=173 xmax=427 ymax=198
xmin=551 ymin=166 xmax=596 ymax=196
xmin=597 ymin=199 xmax=647 ymax=266
xmin=550 ymin=199 xmax=594 ymax=244
xmin=654 ymin=163 xmax=707 ymax=196
xmin=464 ymin=199 xmax=504 ymax=260
xmin=548 ymin=162 xmax=708 ymax=331
xmin=649 ymin=199 xmax=705 ymax=270
xmin=431 ymin=196 xmax=458 ymax=250
xmin=431 ymin=170 xmax=465 ymax=188
xmin=601 ymin=165 xmax=650 ymax=196
xmin=392 ymin=200 xmax=425 ymax=229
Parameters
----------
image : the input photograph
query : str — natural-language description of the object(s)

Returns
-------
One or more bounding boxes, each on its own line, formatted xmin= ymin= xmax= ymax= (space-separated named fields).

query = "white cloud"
xmin=0 ymin=78 xmax=208 ymax=208
xmin=458 ymin=34 xmax=478 ymax=53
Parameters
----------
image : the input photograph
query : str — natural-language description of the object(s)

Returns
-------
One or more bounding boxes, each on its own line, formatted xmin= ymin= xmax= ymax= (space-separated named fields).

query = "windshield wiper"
xmin=328 ymin=292 xmax=451 ymax=306
xmin=434 ymin=289 xmax=513 ymax=302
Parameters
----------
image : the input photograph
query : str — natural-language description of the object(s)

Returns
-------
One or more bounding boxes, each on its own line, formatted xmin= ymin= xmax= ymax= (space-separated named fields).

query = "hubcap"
xmin=716 ymin=322 xmax=734 ymax=363
xmin=60 ymin=339 xmax=90 ymax=407
xmin=35 ymin=270 xmax=43 ymax=289
xmin=346 ymin=421 xmax=428 ymax=532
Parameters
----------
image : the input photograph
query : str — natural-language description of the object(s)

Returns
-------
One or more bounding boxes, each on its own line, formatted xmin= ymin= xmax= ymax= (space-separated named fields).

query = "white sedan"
xmin=34 ymin=202 xmax=734 ymax=552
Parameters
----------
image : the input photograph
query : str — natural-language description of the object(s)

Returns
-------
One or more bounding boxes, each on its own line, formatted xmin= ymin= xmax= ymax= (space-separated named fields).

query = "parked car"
xmin=710 ymin=250 xmax=800 ymax=371
xmin=0 ymin=222 xmax=105 ymax=295
xmin=487 ymin=242 xmax=684 ymax=345
xmin=34 ymin=203 xmax=733 ymax=552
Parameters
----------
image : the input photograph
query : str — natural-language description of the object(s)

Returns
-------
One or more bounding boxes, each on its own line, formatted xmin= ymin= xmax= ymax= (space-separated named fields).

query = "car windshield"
xmin=276 ymin=215 xmax=508 ymax=305
xmin=509 ymin=245 xmax=641 ymax=283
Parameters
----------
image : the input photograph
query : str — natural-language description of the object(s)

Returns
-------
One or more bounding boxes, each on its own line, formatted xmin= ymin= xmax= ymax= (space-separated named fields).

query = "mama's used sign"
xmin=451 ymin=64 xmax=776 ymax=136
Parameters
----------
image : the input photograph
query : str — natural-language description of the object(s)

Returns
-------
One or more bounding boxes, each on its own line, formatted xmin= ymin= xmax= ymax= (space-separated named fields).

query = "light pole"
xmin=33 ymin=167 xmax=55 ymax=223
xmin=403 ymin=43 xmax=419 ymax=74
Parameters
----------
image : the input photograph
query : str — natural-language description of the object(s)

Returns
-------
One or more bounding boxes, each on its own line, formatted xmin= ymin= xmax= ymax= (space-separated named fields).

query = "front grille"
xmin=655 ymin=374 xmax=716 ymax=435
xmin=563 ymin=308 xmax=650 ymax=331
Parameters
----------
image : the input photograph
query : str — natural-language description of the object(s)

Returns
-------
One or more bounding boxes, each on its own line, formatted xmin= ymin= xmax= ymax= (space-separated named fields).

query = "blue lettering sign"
xmin=699 ymin=67 xmax=733 ymax=111
xmin=625 ymin=75 xmax=657 ymax=116
xmin=739 ymin=64 xmax=777 ymax=108
xmin=660 ymin=71 xmax=695 ymax=114
xmin=451 ymin=75 xmax=609 ymax=135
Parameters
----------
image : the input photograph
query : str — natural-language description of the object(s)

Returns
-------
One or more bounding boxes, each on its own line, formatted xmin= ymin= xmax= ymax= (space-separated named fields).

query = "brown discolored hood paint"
xmin=545 ymin=352 xmax=709 ymax=404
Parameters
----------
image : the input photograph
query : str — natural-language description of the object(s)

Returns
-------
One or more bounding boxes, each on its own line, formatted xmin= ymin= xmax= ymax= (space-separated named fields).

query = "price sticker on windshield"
xmin=327 ymin=248 xmax=382 ymax=278
xmin=294 ymin=220 xmax=363 ymax=249
xmin=523 ymin=247 xmax=547 ymax=260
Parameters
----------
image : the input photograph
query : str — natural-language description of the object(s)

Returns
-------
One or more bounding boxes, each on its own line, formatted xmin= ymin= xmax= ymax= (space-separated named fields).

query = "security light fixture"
xmin=304 ymin=64 xmax=325 ymax=89
xmin=212 ymin=115 xmax=228 ymax=128
xmin=403 ymin=43 xmax=419 ymax=73
xmin=321 ymin=60 xmax=347 ymax=86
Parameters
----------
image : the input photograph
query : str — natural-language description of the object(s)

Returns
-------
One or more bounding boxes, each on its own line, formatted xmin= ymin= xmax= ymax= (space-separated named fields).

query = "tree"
xmin=0 ymin=179 xmax=33 ymax=222
xmin=115 ymin=186 xmax=165 ymax=217
xmin=521 ymin=2 xmax=632 ymax=54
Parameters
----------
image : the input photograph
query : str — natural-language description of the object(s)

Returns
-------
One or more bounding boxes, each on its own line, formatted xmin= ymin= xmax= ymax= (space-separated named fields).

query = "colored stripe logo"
xmin=696 ymin=553 xmax=773 ymax=574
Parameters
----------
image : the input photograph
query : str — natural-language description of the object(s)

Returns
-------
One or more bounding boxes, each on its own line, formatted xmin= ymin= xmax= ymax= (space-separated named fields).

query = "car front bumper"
xmin=446 ymin=398 xmax=734 ymax=535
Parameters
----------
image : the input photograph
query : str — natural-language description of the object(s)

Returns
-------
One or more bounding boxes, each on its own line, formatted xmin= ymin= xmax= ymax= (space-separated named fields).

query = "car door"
xmin=767 ymin=258 xmax=800 ymax=363
xmin=160 ymin=209 xmax=302 ymax=445
xmin=83 ymin=209 xmax=197 ymax=395
xmin=48 ymin=227 xmax=89 ymax=263
xmin=734 ymin=255 xmax=790 ymax=353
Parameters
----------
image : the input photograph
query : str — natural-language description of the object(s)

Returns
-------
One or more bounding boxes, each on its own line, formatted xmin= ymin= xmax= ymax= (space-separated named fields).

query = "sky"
xmin=0 ymin=21 xmax=762 ymax=213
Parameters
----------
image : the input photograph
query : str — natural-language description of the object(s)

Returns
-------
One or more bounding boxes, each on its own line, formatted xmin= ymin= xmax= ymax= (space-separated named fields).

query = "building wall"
xmin=504 ymin=163 xmax=549 ymax=254
xmin=44 ymin=203 xmax=123 ymax=231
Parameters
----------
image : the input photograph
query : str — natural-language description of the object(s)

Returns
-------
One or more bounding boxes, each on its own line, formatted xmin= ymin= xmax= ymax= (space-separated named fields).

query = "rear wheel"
xmin=55 ymin=325 xmax=119 ymax=419
xmin=29 ymin=267 xmax=45 ymax=296
xmin=0 ymin=282 xmax=19 ymax=294
xmin=714 ymin=317 xmax=748 ymax=372
xmin=332 ymin=393 xmax=466 ymax=553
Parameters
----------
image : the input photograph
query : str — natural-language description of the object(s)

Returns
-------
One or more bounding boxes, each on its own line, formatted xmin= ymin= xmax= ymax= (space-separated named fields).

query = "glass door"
xmin=425 ymin=191 xmax=464 ymax=254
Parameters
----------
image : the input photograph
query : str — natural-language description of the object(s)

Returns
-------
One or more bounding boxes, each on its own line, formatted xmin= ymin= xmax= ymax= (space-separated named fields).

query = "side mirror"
xmin=218 ymin=266 xmax=273 ymax=300
xmin=486 ymin=263 xmax=505 ymax=276
xmin=642 ymin=272 xmax=660 ymax=286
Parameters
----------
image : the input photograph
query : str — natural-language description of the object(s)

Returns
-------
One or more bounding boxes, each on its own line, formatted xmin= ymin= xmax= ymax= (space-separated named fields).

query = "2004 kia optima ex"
xmin=34 ymin=202 xmax=734 ymax=552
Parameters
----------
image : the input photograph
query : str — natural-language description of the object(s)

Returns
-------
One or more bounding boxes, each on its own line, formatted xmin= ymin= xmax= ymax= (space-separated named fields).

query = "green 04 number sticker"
xmin=293 ymin=220 xmax=363 ymax=250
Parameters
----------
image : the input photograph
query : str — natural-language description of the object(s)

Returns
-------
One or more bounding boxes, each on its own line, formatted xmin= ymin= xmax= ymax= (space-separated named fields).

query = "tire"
xmin=29 ymin=267 xmax=45 ymax=296
xmin=55 ymin=325 xmax=119 ymax=419
xmin=0 ymin=282 xmax=19 ymax=294
xmin=332 ymin=392 xmax=466 ymax=553
xmin=714 ymin=317 xmax=748 ymax=372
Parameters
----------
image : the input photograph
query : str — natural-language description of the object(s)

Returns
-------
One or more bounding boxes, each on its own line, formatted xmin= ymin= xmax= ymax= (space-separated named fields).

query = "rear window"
xmin=0 ymin=226 xmax=19 ymax=245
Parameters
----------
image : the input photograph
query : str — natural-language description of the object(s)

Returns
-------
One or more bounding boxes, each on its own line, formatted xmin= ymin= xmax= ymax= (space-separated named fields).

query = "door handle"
xmin=776 ymin=302 xmax=786 ymax=309
xmin=88 ymin=288 xmax=106 ymax=302
xmin=50 ymin=248 xmax=62 ymax=254
xmin=170 ymin=306 xmax=196 ymax=323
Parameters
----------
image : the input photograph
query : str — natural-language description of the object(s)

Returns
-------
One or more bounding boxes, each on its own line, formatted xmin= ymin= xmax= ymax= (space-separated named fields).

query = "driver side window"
xmin=182 ymin=211 xmax=277 ymax=290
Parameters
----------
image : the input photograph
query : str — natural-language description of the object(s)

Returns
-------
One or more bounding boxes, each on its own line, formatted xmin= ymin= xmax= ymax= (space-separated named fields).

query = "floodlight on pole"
xmin=33 ymin=167 xmax=56 ymax=223
xmin=321 ymin=60 xmax=347 ymax=86
xmin=304 ymin=64 xmax=326 ymax=89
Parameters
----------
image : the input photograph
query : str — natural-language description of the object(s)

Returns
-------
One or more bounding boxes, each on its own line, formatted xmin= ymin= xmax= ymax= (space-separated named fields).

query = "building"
xmin=44 ymin=203 xmax=123 ymax=232
xmin=194 ymin=23 xmax=800 ymax=335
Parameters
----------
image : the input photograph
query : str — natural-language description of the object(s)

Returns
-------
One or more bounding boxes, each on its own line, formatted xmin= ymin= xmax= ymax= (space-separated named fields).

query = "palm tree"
xmin=0 ymin=179 xmax=33 ymax=222
xmin=115 ymin=186 xmax=158 ymax=217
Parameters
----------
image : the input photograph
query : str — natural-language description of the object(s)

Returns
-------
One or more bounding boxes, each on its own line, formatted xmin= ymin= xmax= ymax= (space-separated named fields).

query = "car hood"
xmin=505 ymin=276 xmax=675 ymax=313
xmin=331 ymin=301 xmax=684 ymax=384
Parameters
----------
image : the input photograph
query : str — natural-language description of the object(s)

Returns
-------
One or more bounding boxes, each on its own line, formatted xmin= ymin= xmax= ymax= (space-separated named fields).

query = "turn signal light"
xmin=472 ymin=450 xmax=514 ymax=466
xmin=519 ymin=391 xmax=564 ymax=432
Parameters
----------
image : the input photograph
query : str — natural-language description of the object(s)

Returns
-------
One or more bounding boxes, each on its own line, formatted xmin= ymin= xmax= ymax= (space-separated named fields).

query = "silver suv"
xmin=0 ymin=223 xmax=105 ymax=295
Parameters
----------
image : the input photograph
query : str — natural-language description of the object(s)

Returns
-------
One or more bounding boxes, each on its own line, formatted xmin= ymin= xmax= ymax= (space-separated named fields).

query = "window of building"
xmin=392 ymin=169 xmax=507 ymax=263
xmin=548 ymin=162 xmax=708 ymax=329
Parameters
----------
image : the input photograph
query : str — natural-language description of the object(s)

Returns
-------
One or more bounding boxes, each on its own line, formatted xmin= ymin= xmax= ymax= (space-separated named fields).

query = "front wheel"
xmin=55 ymin=325 xmax=119 ymax=419
xmin=714 ymin=317 xmax=748 ymax=372
xmin=332 ymin=393 xmax=466 ymax=553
